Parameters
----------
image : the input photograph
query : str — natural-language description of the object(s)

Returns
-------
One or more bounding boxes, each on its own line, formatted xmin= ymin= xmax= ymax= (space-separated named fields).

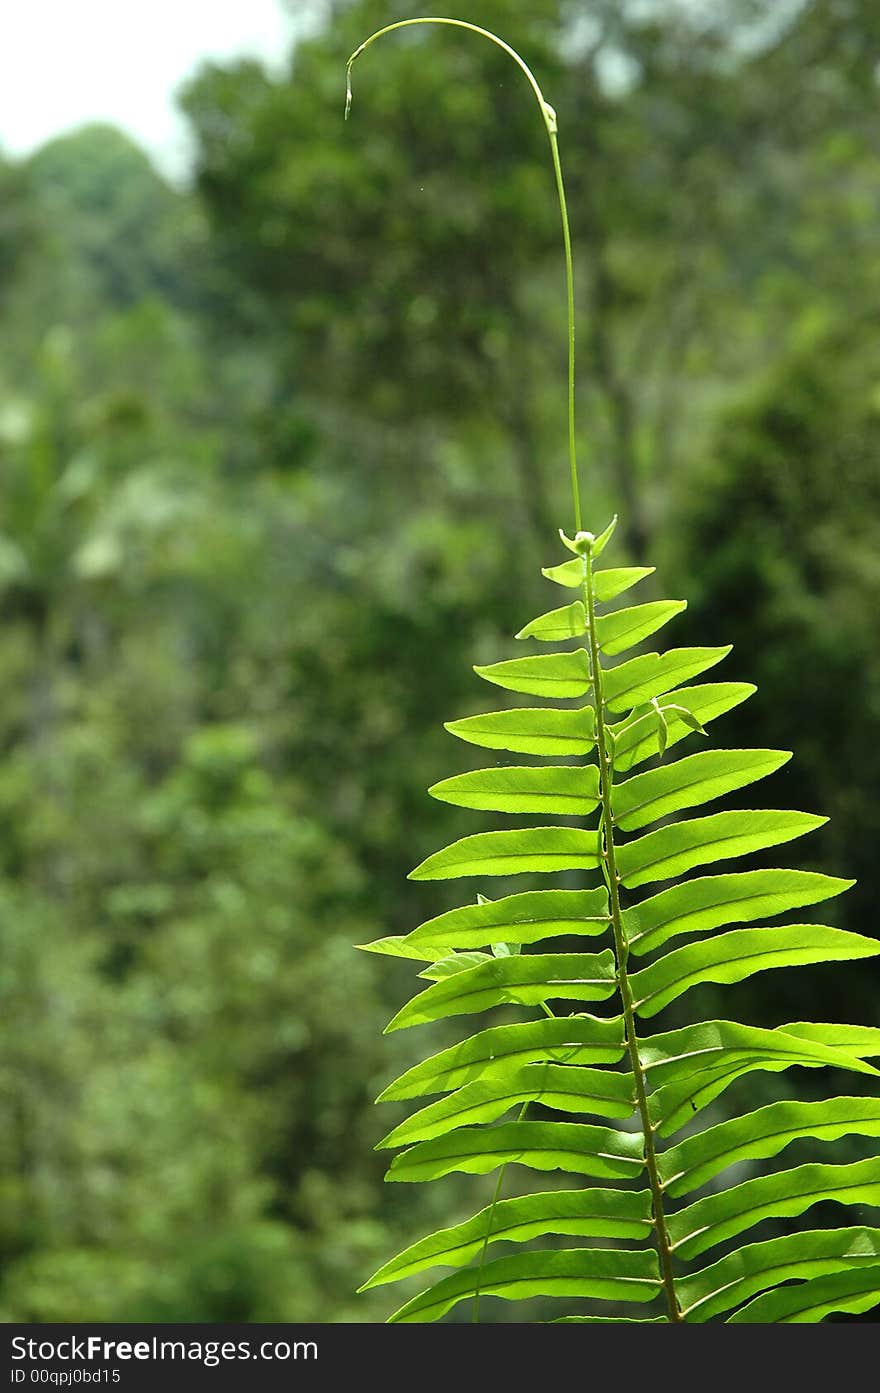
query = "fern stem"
xmin=470 ymin=1098 xmax=532 ymax=1322
xmin=346 ymin=17 xmax=583 ymax=531
xmin=470 ymin=998 xmax=556 ymax=1321
xmin=548 ymin=129 xmax=581 ymax=532
xmin=582 ymin=549 xmax=682 ymax=1323
xmin=471 ymin=1164 xmax=507 ymax=1323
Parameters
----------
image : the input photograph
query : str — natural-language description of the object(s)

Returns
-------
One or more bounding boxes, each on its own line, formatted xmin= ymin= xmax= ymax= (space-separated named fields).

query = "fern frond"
xmin=362 ymin=530 xmax=880 ymax=1323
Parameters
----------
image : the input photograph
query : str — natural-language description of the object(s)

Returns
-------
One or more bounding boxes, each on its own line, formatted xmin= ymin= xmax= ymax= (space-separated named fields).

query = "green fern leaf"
xmin=541 ymin=561 xmax=654 ymax=597
xmin=612 ymin=748 xmax=791 ymax=829
xmin=604 ymin=646 xmax=731 ymax=710
xmin=610 ymin=682 xmax=756 ymax=770
xmin=377 ymin=1064 xmax=635 ymax=1148
xmin=408 ymin=826 xmax=603 ymax=880
xmin=668 ymin=1159 xmax=880 ymax=1260
xmin=386 ymin=1120 xmax=645 ymax=1184
xmin=595 ymin=599 xmax=686 ymax=654
xmin=364 ymin=525 xmax=879 ymax=1324
xmin=445 ymin=704 xmax=595 ymax=755
xmin=361 ymin=1187 xmax=652 ymax=1290
xmin=726 ymin=1266 xmax=880 ymax=1322
xmin=623 ymin=868 xmax=854 ymax=955
xmin=360 ymin=887 xmax=610 ymax=959
xmin=428 ymin=763 xmax=600 ymax=815
xmin=660 ymin=1096 xmax=880 ymax=1197
xmin=515 ymin=601 xmax=586 ymax=641
xmin=388 ymin=1247 xmax=662 ymax=1323
xmin=473 ymin=649 xmax=591 ymax=697
xmin=630 ymin=925 xmax=880 ymax=1018
xmin=678 ymin=1228 xmax=880 ymax=1322
xmin=384 ymin=950 xmax=617 ymax=1031
xmin=377 ymin=1014 xmax=625 ymax=1101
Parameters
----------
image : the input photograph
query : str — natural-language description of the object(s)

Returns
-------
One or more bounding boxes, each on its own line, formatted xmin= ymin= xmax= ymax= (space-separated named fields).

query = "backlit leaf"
xmin=378 ymin=1014 xmax=625 ymax=1101
xmin=474 ymin=649 xmax=591 ymax=698
xmin=385 ymin=950 xmax=617 ymax=1031
xmin=631 ymin=925 xmax=880 ymax=1018
xmin=613 ymin=749 xmax=791 ymax=832
xmin=611 ymin=683 xmax=755 ymax=771
xmin=623 ymin=868 xmax=854 ymax=956
xmin=389 ymin=1246 xmax=661 ymax=1322
xmin=617 ymin=809 xmax=826 ymax=889
xmin=515 ymin=601 xmax=586 ymax=641
xmin=362 ymin=1188 xmax=652 ymax=1289
xmin=604 ymin=647 xmax=731 ymax=713
xmin=596 ymin=600 xmax=686 ymax=655
xmin=429 ymin=763 xmax=600 ymax=815
xmin=410 ymin=826 xmax=602 ymax=880
xmin=446 ymin=704 xmax=595 ymax=755
xmin=387 ymin=1120 xmax=645 ymax=1183
xmin=377 ymin=1063 xmax=635 ymax=1148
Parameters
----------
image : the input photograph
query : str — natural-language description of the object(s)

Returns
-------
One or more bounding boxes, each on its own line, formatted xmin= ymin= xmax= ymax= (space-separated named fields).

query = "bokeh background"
xmin=1 ymin=0 xmax=879 ymax=1322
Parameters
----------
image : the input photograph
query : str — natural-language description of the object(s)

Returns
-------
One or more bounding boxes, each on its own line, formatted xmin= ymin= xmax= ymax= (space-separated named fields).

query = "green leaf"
xmin=541 ymin=557 xmax=586 ymax=589
xmin=385 ymin=951 xmax=618 ymax=1031
xmin=660 ymin=1095 xmax=880 ymax=1198
xmin=362 ymin=1190 xmax=652 ymax=1290
xmin=366 ymin=521 xmax=878 ymax=1323
xmin=590 ymin=515 xmax=619 ymax=558
xmin=386 ymin=1120 xmax=645 ymax=1183
xmin=662 ymin=704 xmax=707 ymax=737
xmin=595 ymin=600 xmax=687 ymax=655
xmin=679 ymin=1227 xmax=880 ymax=1323
xmin=611 ymin=683 xmax=755 ymax=771
xmin=389 ymin=1246 xmax=660 ymax=1322
xmin=655 ymin=706 xmax=668 ymax=758
xmin=778 ymin=1022 xmax=880 ymax=1058
xmin=445 ymin=704 xmax=595 ymax=756
xmin=559 ymin=529 xmax=587 ymax=556
xmin=669 ymin=1158 xmax=880 ymax=1260
xmin=654 ymin=1052 xmax=880 ymax=1139
xmin=515 ymin=601 xmax=586 ymax=642
xmin=362 ymin=887 xmax=610 ymax=961
xmin=354 ymin=935 xmax=432 ymax=961
xmin=630 ymin=925 xmax=880 ymax=1019
xmin=429 ymin=764 xmax=600 ymax=816
xmin=623 ymin=869 xmax=855 ymax=957
xmin=727 ymin=1265 xmax=880 ymax=1323
xmin=604 ymin=647 xmax=731 ymax=713
xmin=643 ymin=1021 xmax=879 ymax=1135
xmin=616 ymin=809 xmax=826 ymax=889
xmin=613 ymin=749 xmax=791 ymax=832
xmin=377 ymin=1014 xmax=625 ymax=1101
xmin=418 ymin=952 xmax=493 ymax=980
xmin=542 ymin=561 xmax=653 ymax=598
xmin=641 ymin=1020 xmax=880 ymax=1091
xmin=474 ymin=649 xmax=591 ymax=698
xmin=409 ymin=826 xmax=602 ymax=880
xmin=378 ymin=1064 xmax=636 ymax=1148
xmin=593 ymin=566 xmax=655 ymax=601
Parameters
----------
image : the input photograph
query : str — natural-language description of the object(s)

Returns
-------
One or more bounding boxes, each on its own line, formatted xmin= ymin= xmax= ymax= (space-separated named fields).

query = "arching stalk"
xmin=346 ymin=17 xmax=582 ymax=531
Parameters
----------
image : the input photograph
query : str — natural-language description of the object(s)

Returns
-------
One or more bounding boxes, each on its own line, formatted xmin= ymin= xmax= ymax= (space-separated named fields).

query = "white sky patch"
xmin=0 ymin=0 xmax=298 ymax=180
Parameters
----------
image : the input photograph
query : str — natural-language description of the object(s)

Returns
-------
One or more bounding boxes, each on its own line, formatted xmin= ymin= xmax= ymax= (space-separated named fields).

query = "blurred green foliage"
xmin=0 ymin=0 xmax=878 ymax=1320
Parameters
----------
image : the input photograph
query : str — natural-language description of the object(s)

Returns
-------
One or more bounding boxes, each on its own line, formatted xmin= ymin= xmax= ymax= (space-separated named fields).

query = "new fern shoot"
xmin=346 ymin=18 xmax=880 ymax=1323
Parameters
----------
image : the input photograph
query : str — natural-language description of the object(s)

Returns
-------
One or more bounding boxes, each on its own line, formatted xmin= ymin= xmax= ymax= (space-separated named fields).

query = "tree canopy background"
xmin=1 ymin=0 xmax=879 ymax=1321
